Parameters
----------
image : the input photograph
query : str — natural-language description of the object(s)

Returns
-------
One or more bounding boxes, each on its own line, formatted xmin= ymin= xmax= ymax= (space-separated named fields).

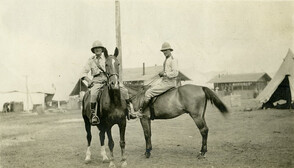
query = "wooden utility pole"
xmin=115 ymin=0 xmax=123 ymax=82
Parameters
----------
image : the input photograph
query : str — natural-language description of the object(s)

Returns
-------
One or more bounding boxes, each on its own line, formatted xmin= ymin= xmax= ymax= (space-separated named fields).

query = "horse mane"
xmin=109 ymin=87 xmax=122 ymax=106
xmin=101 ymin=85 xmax=122 ymax=107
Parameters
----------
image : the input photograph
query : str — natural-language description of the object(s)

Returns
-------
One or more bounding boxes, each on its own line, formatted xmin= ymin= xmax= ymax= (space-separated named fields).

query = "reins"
xmin=129 ymin=76 xmax=160 ymax=100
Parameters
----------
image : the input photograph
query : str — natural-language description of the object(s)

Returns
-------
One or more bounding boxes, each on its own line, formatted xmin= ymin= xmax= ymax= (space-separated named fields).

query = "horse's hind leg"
xmin=189 ymin=114 xmax=209 ymax=158
xmin=140 ymin=117 xmax=152 ymax=158
xmin=83 ymin=115 xmax=92 ymax=163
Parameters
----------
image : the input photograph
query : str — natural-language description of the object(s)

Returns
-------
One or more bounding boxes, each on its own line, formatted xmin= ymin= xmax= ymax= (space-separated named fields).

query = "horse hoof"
xmin=121 ymin=161 xmax=127 ymax=168
xmin=145 ymin=152 xmax=151 ymax=158
xmin=103 ymin=158 xmax=110 ymax=163
xmin=109 ymin=161 xmax=116 ymax=168
xmin=84 ymin=158 xmax=91 ymax=164
xmin=197 ymin=152 xmax=206 ymax=159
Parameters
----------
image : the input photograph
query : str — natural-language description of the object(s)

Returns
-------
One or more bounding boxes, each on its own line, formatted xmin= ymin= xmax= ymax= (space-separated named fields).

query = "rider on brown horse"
xmin=80 ymin=40 xmax=135 ymax=125
xmin=133 ymin=42 xmax=179 ymax=118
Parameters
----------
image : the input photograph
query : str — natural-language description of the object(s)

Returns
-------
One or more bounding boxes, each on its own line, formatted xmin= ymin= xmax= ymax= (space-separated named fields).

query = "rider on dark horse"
xmin=133 ymin=42 xmax=179 ymax=118
xmin=80 ymin=40 xmax=136 ymax=125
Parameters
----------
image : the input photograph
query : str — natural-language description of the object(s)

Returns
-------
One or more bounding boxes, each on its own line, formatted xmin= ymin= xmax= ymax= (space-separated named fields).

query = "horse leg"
xmin=119 ymin=121 xmax=127 ymax=167
xmin=140 ymin=117 xmax=152 ymax=158
xmin=190 ymin=114 xmax=209 ymax=158
xmin=83 ymin=115 xmax=92 ymax=163
xmin=107 ymin=129 xmax=116 ymax=168
xmin=99 ymin=129 xmax=109 ymax=163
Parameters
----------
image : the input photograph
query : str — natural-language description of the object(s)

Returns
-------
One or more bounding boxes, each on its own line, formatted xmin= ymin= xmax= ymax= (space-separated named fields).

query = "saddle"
xmin=95 ymin=84 xmax=107 ymax=117
xmin=148 ymin=87 xmax=177 ymax=120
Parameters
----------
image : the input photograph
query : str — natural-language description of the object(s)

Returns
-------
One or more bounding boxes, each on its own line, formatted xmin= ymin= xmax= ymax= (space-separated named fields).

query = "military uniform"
xmin=145 ymin=56 xmax=178 ymax=102
xmin=82 ymin=40 xmax=135 ymax=124
xmin=81 ymin=55 xmax=107 ymax=103
xmin=135 ymin=42 xmax=179 ymax=118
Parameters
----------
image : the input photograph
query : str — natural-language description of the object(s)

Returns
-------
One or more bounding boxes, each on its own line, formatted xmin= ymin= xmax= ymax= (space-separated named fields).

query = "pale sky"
xmin=0 ymin=0 xmax=293 ymax=97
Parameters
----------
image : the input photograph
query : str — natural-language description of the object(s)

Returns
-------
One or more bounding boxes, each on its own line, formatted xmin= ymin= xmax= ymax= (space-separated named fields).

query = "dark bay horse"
xmin=82 ymin=48 xmax=128 ymax=168
xmin=130 ymin=84 xmax=229 ymax=158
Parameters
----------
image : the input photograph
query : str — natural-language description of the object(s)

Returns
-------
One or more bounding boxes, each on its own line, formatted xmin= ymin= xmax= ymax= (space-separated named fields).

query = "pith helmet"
xmin=91 ymin=40 xmax=104 ymax=53
xmin=160 ymin=42 xmax=173 ymax=51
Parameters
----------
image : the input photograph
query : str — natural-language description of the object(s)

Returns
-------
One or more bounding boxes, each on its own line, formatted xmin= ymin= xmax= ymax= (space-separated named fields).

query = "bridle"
xmin=101 ymin=56 xmax=120 ymax=87
xmin=107 ymin=73 xmax=119 ymax=79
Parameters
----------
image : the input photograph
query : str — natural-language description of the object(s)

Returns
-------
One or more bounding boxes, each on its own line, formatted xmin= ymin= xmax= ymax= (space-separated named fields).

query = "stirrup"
xmin=130 ymin=111 xmax=143 ymax=118
xmin=92 ymin=115 xmax=100 ymax=125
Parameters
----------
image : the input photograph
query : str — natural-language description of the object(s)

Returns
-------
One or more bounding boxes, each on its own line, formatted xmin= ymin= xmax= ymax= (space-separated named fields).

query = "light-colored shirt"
xmin=81 ymin=55 xmax=106 ymax=78
xmin=163 ymin=56 xmax=178 ymax=79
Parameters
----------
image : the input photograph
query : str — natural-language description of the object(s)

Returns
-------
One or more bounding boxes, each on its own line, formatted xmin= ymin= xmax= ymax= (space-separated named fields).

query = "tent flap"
xmin=257 ymin=49 xmax=294 ymax=108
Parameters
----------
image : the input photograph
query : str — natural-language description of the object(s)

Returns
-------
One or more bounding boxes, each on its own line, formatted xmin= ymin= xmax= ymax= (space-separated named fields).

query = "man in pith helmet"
xmin=134 ymin=42 xmax=179 ymax=118
xmin=81 ymin=40 xmax=135 ymax=125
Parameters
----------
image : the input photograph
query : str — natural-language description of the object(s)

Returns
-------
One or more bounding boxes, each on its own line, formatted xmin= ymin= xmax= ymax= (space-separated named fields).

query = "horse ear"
xmin=114 ymin=47 xmax=119 ymax=57
xmin=103 ymin=48 xmax=108 ymax=58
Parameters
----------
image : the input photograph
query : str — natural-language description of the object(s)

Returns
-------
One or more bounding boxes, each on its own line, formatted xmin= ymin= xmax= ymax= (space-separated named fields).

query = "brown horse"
xmin=82 ymin=48 xmax=128 ymax=168
xmin=129 ymin=84 xmax=229 ymax=158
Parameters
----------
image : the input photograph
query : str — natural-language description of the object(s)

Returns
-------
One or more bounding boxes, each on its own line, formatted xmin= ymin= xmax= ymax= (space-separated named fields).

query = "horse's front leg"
xmin=119 ymin=120 xmax=127 ymax=167
xmin=83 ymin=115 xmax=92 ymax=163
xmin=99 ymin=129 xmax=109 ymax=163
xmin=107 ymin=129 xmax=116 ymax=168
xmin=140 ymin=117 xmax=152 ymax=158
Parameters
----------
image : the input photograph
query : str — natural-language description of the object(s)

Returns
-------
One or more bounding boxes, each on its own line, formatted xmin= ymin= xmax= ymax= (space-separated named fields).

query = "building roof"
xmin=122 ymin=65 xmax=191 ymax=82
xmin=208 ymin=73 xmax=271 ymax=83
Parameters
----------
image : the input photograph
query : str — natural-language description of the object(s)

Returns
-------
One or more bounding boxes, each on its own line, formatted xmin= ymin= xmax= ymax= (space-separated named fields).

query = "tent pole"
xmin=79 ymin=79 xmax=82 ymax=109
xmin=25 ymin=75 xmax=29 ymax=112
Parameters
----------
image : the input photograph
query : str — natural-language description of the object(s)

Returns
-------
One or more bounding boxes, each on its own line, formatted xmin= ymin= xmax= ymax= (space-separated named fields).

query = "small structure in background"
xmin=2 ymin=101 xmax=24 ymax=112
xmin=0 ymin=90 xmax=55 ymax=113
xmin=69 ymin=79 xmax=88 ymax=110
xmin=45 ymin=93 xmax=54 ymax=108
xmin=208 ymin=72 xmax=271 ymax=99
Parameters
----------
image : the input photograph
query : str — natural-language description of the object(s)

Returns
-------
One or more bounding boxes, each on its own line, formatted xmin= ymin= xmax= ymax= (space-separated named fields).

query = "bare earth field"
xmin=1 ymin=105 xmax=294 ymax=168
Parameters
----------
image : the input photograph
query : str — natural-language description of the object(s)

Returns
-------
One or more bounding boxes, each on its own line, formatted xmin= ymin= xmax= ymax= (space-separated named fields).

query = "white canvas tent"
xmin=0 ymin=65 xmax=55 ymax=111
xmin=257 ymin=49 xmax=294 ymax=108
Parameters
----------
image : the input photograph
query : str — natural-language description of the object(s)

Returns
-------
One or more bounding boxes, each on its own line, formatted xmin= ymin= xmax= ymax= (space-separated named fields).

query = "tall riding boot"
xmin=126 ymin=99 xmax=136 ymax=119
xmin=91 ymin=102 xmax=100 ymax=125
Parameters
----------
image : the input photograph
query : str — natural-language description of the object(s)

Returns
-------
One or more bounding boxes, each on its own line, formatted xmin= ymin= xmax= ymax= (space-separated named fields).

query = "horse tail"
xmin=202 ymin=87 xmax=229 ymax=114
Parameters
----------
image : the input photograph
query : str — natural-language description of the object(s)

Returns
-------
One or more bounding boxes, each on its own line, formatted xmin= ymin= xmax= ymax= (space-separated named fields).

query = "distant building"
xmin=208 ymin=73 xmax=271 ymax=99
xmin=122 ymin=65 xmax=191 ymax=86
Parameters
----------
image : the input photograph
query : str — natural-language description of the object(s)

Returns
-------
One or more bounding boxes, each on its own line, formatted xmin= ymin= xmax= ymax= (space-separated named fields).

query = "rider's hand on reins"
xmin=88 ymin=81 xmax=94 ymax=88
xmin=158 ymin=71 xmax=164 ymax=77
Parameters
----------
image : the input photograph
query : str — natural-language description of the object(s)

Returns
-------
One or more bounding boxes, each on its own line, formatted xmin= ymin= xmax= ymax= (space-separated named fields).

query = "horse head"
xmin=104 ymin=47 xmax=120 ymax=90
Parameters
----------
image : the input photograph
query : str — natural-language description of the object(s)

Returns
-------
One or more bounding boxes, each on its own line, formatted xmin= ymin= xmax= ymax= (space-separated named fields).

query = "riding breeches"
xmin=144 ymin=79 xmax=177 ymax=102
xmin=90 ymin=83 xmax=104 ymax=103
xmin=91 ymin=84 xmax=130 ymax=102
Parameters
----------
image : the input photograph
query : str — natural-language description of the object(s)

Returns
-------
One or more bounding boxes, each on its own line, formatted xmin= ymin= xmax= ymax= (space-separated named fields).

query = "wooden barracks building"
xmin=208 ymin=73 xmax=271 ymax=99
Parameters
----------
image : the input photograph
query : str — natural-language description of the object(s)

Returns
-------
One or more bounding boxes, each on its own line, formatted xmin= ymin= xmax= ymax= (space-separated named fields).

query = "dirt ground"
xmin=1 ymin=104 xmax=294 ymax=168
